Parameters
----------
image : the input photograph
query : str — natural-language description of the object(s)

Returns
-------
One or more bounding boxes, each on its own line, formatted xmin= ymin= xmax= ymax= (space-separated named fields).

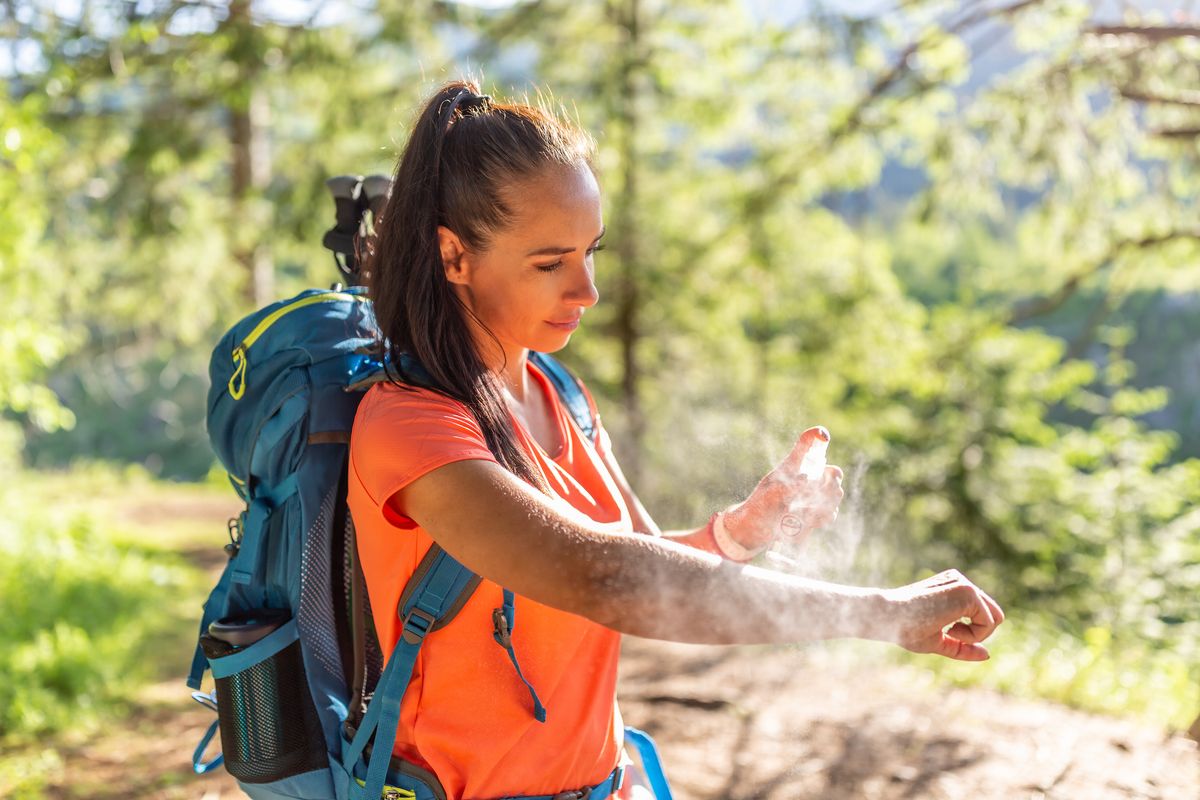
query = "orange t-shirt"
xmin=347 ymin=360 xmax=631 ymax=800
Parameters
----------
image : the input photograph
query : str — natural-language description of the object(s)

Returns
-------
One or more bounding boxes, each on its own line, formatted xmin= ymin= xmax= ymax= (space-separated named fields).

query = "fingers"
xmin=893 ymin=569 xmax=1005 ymax=662
xmin=979 ymin=588 xmax=1005 ymax=627
xmin=787 ymin=507 xmax=838 ymax=533
xmin=948 ymin=574 xmax=1002 ymax=644
xmin=935 ymin=631 xmax=990 ymax=662
xmin=945 ymin=620 xmax=991 ymax=644
xmin=967 ymin=593 xmax=996 ymax=636
xmin=783 ymin=426 xmax=830 ymax=473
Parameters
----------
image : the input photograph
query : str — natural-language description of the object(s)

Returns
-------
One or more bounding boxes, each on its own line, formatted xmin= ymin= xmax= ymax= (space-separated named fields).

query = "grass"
xmin=0 ymin=462 xmax=1194 ymax=798
xmin=909 ymin=615 xmax=1198 ymax=731
xmin=0 ymin=462 xmax=235 ymax=798
xmin=810 ymin=613 xmax=1197 ymax=732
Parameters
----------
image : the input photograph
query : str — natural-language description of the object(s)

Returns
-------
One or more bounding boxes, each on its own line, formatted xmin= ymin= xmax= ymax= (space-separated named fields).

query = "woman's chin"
xmin=528 ymin=334 xmax=572 ymax=353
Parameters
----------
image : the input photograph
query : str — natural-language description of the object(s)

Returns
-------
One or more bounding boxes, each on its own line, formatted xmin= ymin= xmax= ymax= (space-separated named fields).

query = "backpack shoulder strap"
xmin=528 ymin=352 xmax=598 ymax=444
xmin=352 ymin=352 xmax=600 ymax=447
xmin=343 ymin=544 xmax=476 ymax=800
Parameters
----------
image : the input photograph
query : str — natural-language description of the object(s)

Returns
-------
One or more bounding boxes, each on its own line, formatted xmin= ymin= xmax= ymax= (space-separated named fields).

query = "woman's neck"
xmin=476 ymin=337 xmax=532 ymax=404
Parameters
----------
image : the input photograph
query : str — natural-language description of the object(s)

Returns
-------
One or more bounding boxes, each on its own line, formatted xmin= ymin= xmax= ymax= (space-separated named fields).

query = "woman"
xmin=347 ymin=80 xmax=1004 ymax=800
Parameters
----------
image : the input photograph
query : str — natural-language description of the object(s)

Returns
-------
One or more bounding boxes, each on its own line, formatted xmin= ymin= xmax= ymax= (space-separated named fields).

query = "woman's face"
xmin=441 ymin=162 xmax=604 ymax=362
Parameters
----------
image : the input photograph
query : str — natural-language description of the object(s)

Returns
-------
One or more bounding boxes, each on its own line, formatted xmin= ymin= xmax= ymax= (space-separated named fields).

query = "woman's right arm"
xmin=395 ymin=458 xmax=1004 ymax=660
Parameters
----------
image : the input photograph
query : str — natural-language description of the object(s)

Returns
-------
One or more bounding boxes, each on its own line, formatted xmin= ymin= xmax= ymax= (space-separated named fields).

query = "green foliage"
xmin=3 ymin=0 xmax=1198 ymax=729
xmin=911 ymin=614 xmax=1198 ymax=730
xmin=0 ymin=471 xmax=197 ymax=741
xmin=0 ymin=81 xmax=74 ymax=460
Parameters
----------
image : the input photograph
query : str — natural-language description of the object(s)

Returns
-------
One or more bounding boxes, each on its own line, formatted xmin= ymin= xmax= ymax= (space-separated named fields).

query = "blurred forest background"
xmin=2 ymin=0 xmax=1199 ymax=794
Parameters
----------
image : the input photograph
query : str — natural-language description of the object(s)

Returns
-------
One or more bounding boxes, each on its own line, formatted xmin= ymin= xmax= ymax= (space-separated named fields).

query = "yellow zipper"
xmin=228 ymin=292 xmax=367 ymax=400
xmin=353 ymin=778 xmax=415 ymax=799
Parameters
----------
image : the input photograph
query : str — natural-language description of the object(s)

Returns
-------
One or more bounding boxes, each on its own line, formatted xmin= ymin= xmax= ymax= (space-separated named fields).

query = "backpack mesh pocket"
xmin=201 ymin=633 xmax=327 ymax=783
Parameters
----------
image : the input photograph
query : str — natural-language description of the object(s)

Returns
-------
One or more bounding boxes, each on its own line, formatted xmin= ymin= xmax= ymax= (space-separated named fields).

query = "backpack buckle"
xmin=551 ymin=789 xmax=590 ymax=800
xmin=224 ymin=516 xmax=242 ymax=558
xmin=492 ymin=608 xmax=512 ymax=648
xmin=400 ymin=606 xmax=437 ymax=644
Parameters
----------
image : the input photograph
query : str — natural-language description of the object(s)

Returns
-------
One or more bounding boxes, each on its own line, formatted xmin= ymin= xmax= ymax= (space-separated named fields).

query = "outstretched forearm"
xmin=581 ymin=530 xmax=888 ymax=643
xmin=399 ymin=458 xmax=889 ymax=646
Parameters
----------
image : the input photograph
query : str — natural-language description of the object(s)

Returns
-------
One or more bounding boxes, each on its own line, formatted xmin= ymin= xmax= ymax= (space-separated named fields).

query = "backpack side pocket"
xmin=202 ymin=617 xmax=327 ymax=784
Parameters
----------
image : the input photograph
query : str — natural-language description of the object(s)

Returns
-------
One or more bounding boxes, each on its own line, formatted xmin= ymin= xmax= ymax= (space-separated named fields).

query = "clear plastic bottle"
xmin=768 ymin=433 xmax=829 ymax=571
xmin=798 ymin=436 xmax=828 ymax=481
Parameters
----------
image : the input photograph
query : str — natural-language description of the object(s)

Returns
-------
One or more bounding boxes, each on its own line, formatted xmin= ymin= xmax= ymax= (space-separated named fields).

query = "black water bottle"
xmin=200 ymin=610 xmax=326 ymax=784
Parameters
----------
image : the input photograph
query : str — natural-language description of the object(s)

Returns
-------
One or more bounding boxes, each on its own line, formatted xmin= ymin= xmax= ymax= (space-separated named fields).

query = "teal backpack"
xmin=188 ymin=283 xmax=673 ymax=800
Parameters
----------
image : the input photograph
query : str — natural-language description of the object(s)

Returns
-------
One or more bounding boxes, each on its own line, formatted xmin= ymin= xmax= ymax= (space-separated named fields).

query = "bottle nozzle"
xmin=798 ymin=437 xmax=828 ymax=480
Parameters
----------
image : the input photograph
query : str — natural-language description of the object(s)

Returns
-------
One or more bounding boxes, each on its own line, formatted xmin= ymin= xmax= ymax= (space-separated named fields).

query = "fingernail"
xmin=815 ymin=426 xmax=829 ymax=441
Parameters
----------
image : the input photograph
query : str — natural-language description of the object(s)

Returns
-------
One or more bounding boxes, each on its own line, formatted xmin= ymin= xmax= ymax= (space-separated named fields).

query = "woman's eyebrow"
xmin=524 ymin=226 xmax=606 ymax=257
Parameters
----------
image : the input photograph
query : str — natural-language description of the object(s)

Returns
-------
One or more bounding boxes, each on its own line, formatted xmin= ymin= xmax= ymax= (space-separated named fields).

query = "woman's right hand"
xmin=881 ymin=569 xmax=1005 ymax=661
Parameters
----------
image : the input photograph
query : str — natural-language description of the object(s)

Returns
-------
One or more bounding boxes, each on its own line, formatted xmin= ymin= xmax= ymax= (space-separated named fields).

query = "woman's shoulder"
xmin=349 ymin=381 xmax=494 ymax=505
xmin=355 ymin=380 xmax=475 ymax=429
xmin=352 ymin=381 xmax=490 ymax=451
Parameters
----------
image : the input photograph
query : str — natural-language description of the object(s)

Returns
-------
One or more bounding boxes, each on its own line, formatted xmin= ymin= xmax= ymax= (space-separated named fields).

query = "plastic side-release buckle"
xmin=401 ymin=606 xmax=437 ymax=645
xmin=492 ymin=607 xmax=512 ymax=648
xmin=551 ymin=789 xmax=590 ymax=800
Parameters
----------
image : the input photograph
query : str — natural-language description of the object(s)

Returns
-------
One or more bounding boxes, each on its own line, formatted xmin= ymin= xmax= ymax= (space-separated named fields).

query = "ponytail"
xmin=367 ymin=81 xmax=594 ymax=491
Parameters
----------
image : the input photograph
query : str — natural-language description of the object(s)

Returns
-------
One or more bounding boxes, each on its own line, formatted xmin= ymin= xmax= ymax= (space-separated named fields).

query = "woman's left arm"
xmin=597 ymin=426 xmax=845 ymax=561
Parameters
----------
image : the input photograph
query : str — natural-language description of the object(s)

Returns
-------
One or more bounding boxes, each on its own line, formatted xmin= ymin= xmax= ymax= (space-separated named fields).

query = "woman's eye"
xmin=536 ymin=245 xmax=603 ymax=273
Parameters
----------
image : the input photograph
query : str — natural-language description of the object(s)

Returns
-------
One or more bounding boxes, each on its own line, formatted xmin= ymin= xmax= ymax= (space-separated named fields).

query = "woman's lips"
xmin=546 ymin=318 xmax=581 ymax=331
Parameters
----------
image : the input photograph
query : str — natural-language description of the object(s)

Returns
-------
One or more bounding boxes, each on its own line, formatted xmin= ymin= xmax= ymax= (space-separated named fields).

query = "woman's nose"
xmin=567 ymin=262 xmax=599 ymax=307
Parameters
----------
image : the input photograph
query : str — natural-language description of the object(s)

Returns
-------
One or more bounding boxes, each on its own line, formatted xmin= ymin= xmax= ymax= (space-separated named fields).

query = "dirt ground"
xmin=22 ymin=489 xmax=1198 ymax=799
xmin=617 ymin=639 xmax=1199 ymax=800
xmin=31 ymin=636 xmax=1196 ymax=800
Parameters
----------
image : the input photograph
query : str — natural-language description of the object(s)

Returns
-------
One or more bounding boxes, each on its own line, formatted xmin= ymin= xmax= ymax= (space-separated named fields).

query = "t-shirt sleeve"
xmin=349 ymin=385 xmax=496 ymax=526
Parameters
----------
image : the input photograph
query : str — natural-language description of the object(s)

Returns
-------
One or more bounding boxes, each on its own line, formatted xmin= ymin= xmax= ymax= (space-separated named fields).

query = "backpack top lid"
xmin=205 ymin=287 xmax=598 ymax=494
xmin=206 ymin=288 xmax=381 ymax=489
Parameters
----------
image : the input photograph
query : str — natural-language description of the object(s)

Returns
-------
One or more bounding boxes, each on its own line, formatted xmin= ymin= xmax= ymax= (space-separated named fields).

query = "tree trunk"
xmin=227 ymin=0 xmax=273 ymax=307
xmin=613 ymin=0 xmax=644 ymax=482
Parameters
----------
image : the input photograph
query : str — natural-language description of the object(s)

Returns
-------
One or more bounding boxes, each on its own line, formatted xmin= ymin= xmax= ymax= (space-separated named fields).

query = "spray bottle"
xmin=798 ymin=433 xmax=829 ymax=483
xmin=765 ymin=431 xmax=829 ymax=571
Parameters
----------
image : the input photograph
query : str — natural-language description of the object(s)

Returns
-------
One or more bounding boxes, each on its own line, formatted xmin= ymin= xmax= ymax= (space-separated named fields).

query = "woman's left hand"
xmin=720 ymin=426 xmax=844 ymax=552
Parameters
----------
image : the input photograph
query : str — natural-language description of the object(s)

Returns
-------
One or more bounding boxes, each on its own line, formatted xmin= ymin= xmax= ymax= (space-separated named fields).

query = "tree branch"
xmin=833 ymin=0 xmax=1048 ymax=141
xmin=1009 ymin=229 xmax=1200 ymax=324
xmin=1150 ymin=127 xmax=1200 ymax=139
xmin=1065 ymin=285 xmax=1122 ymax=360
xmin=1086 ymin=25 xmax=1200 ymax=41
xmin=739 ymin=0 xmax=1051 ymax=220
xmin=1119 ymin=87 xmax=1200 ymax=108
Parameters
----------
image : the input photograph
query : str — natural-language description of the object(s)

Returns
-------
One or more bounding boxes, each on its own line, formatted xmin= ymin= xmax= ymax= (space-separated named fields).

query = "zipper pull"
xmin=229 ymin=345 xmax=248 ymax=399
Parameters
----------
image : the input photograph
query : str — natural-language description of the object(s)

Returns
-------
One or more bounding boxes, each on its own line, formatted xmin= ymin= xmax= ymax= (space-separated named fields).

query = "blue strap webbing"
xmin=529 ymin=352 xmax=596 ymax=443
xmin=343 ymin=547 xmax=476 ymax=800
xmin=493 ymin=589 xmax=547 ymax=723
xmin=209 ymin=619 xmax=298 ymax=679
xmin=231 ymin=473 xmax=299 ymax=585
xmin=500 ymin=765 xmax=625 ymax=800
xmin=191 ymin=717 xmax=224 ymax=774
xmin=186 ymin=560 xmax=235 ymax=689
xmin=624 ymin=727 xmax=674 ymax=800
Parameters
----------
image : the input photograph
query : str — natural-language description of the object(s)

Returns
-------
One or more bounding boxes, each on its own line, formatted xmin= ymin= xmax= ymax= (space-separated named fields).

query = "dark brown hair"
xmin=366 ymin=80 xmax=595 ymax=488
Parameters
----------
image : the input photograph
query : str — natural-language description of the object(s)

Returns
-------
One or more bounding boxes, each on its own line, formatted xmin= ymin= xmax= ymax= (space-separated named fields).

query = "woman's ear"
xmin=438 ymin=226 xmax=470 ymax=285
